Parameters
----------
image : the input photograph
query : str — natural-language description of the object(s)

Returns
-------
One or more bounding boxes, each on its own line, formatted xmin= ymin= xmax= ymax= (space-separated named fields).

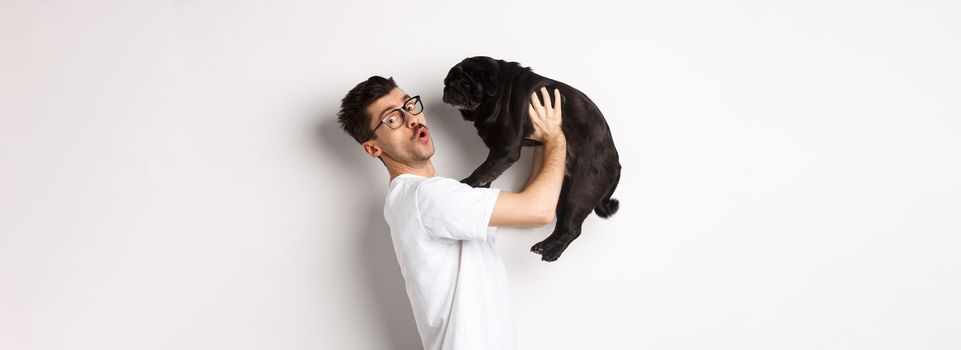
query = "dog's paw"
xmin=539 ymin=247 xmax=565 ymax=262
xmin=530 ymin=239 xmax=569 ymax=262
xmin=530 ymin=239 xmax=556 ymax=258
xmin=530 ymin=241 xmax=546 ymax=255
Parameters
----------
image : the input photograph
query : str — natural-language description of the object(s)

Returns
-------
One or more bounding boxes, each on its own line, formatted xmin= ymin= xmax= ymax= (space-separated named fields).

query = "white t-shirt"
xmin=383 ymin=173 xmax=516 ymax=350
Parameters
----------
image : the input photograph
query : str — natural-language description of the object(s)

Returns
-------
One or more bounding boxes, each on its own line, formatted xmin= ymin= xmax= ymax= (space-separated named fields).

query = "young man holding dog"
xmin=337 ymin=76 xmax=565 ymax=350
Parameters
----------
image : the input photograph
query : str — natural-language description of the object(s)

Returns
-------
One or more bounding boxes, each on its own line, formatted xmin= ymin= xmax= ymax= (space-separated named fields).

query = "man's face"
xmin=363 ymin=87 xmax=434 ymax=164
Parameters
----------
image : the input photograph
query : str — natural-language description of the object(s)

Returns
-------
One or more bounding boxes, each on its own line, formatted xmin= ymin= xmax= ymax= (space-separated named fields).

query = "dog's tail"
xmin=593 ymin=165 xmax=621 ymax=219
xmin=594 ymin=197 xmax=620 ymax=219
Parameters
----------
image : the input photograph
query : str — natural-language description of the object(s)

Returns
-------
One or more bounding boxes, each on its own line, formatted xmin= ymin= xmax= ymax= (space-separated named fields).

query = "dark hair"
xmin=337 ymin=76 xmax=398 ymax=144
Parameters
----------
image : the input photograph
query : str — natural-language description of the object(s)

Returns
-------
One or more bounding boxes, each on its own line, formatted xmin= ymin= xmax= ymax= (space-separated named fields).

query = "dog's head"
xmin=442 ymin=56 xmax=502 ymax=112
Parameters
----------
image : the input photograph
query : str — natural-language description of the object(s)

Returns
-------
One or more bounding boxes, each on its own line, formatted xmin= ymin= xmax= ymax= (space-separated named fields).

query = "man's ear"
xmin=363 ymin=141 xmax=382 ymax=158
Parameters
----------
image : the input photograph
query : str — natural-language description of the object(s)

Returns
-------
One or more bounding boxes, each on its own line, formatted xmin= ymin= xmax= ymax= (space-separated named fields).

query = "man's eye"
xmin=387 ymin=117 xmax=396 ymax=124
xmin=405 ymin=105 xmax=413 ymax=111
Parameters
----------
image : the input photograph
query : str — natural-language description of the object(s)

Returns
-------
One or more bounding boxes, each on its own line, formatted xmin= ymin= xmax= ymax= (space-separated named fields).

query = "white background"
xmin=2 ymin=0 xmax=959 ymax=349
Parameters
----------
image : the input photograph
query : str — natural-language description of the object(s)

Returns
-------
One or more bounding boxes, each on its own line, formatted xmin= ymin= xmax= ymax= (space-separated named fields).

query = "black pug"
xmin=442 ymin=56 xmax=621 ymax=262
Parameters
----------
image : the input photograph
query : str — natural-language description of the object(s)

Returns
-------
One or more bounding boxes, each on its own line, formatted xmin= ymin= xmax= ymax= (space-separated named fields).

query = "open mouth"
xmin=416 ymin=127 xmax=430 ymax=143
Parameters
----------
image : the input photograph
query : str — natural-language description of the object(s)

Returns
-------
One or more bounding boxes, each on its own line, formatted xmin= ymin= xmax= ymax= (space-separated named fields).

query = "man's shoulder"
xmin=389 ymin=175 xmax=454 ymax=192
xmin=418 ymin=176 xmax=459 ymax=186
xmin=416 ymin=177 xmax=501 ymax=211
xmin=391 ymin=175 xmax=496 ymax=207
xmin=415 ymin=176 xmax=471 ymax=196
xmin=387 ymin=175 xmax=457 ymax=205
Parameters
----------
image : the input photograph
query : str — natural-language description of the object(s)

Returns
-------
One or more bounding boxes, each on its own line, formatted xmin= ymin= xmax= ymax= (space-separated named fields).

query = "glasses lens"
xmin=405 ymin=97 xmax=423 ymax=115
xmin=384 ymin=111 xmax=404 ymax=129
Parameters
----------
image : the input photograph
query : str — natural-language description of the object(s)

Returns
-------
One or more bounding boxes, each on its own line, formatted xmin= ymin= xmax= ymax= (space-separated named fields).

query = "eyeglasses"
xmin=366 ymin=95 xmax=423 ymax=141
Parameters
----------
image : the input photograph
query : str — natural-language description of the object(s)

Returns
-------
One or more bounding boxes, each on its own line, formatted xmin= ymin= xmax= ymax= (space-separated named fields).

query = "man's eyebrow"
xmin=378 ymin=94 xmax=412 ymax=117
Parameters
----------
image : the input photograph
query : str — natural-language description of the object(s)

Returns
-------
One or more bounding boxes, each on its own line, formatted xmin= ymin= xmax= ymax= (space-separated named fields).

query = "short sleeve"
xmin=415 ymin=177 xmax=501 ymax=241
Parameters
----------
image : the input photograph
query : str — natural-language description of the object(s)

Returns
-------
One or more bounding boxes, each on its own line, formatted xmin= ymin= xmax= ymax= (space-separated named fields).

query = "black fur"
xmin=442 ymin=56 xmax=621 ymax=262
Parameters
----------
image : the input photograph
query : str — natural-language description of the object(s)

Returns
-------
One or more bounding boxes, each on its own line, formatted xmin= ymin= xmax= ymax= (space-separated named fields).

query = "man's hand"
xmin=528 ymin=87 xmax=564 ymax=143
xmin=488 ymin=87 xmax=567 ymax=229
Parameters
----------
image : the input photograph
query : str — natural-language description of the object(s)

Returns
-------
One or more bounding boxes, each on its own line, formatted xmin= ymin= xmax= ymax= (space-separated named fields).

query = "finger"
xmin=528 ymin=102 xmax=537 ymax=119
xmin=531 ymin=90 xmax=545 ymax=115
xmin=553 ymin=89 xmax=562 ymax=114
xmin=540 ymin=86 xmax=552 ymax=110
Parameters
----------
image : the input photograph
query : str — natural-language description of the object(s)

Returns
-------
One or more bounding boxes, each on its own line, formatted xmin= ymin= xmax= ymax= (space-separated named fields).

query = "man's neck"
xmin=387 ymin=160 xmax=437 ymax=183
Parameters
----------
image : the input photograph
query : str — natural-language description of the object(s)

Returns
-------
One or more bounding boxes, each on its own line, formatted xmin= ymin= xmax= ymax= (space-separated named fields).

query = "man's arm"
xmin=524 ymin=144 xmax=544 ymax=190
xmin=489 ymin=135 xmax=565 ymax=228
xmin=487 ymin=87 xmax=565 ymax=228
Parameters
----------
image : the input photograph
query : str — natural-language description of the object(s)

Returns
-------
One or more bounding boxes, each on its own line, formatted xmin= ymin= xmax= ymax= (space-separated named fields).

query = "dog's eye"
xmin=461 ymin=82 xmax=470 ymax=90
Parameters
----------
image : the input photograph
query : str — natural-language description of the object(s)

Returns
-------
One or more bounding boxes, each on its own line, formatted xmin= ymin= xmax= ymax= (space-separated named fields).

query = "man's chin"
xmin=420 ymin=149 xmax=434 ymax=160
xmin=398 ymin=140 xmax=433 ymax=162
xmin=414 ymin=139 xmax=433 ymax=153
xmin=418 ymin=147 xmax=435 ymax=160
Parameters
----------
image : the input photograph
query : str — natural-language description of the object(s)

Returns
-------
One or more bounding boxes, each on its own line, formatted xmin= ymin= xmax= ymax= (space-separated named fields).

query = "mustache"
xmin=411 ymin=124 xmax=428 ymax=139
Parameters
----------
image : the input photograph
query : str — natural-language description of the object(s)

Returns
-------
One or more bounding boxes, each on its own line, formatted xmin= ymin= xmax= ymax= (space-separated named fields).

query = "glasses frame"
xmin=366 ymin=95 xmax=423 ymax=142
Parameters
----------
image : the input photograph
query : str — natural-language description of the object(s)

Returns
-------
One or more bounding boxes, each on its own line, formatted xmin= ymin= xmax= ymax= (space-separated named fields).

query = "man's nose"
xmin=407 ymin=113 xmax=425 ymax=128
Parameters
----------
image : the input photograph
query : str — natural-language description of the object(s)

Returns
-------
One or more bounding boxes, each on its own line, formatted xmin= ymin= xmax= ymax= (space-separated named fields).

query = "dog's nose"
xmin=442 ymin=88 xmax=452 ymax=103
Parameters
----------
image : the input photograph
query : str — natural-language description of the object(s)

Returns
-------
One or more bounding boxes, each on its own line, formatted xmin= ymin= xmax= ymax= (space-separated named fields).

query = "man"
xmin=337 ymin=76 xmax=566 ymax=350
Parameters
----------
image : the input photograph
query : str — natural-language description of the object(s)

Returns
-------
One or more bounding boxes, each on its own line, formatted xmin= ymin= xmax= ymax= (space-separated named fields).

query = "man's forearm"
xmin=520 ymin=135 xmax=566 ymax=222
xmin=523 ymin=144 xmax=545 ymax=191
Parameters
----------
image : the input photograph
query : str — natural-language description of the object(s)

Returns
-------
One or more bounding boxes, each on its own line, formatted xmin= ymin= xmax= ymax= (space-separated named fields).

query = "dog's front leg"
xmin=460 ymin=147 xmax=522 ymax=188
